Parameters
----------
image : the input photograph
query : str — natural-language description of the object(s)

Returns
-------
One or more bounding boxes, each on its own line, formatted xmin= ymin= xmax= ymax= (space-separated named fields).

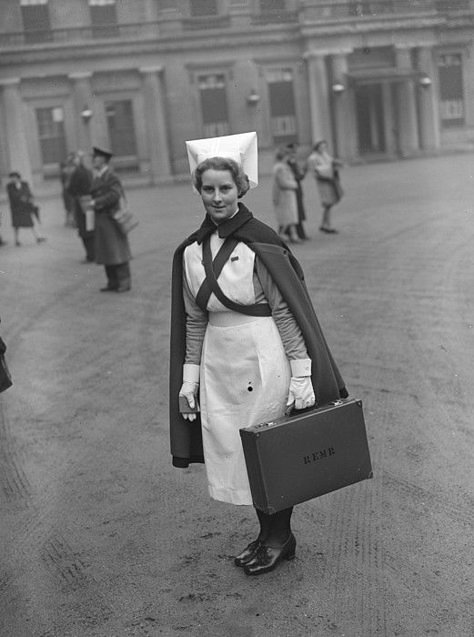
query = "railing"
xmin=0 ymin=1 xmax=472 ymax=48
xmin=182 ymin=15 xmax=231 ymax=30
xmin=303 ymin=0 xmax=436 ymax=20
xmin=303 ymin=0 xmax=472 ymax=20
xmin=251 ymin=10 xmax=299 ymax=24
xmin=435 ymin=0 xmax=471 ymax=10
xmin=0 ymin=22 xmax=161 ymax=47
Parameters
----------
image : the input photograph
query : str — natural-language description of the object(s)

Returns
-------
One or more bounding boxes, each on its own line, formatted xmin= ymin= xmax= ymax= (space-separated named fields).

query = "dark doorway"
xmin=355 ymin=84 xmax=386 ymax=154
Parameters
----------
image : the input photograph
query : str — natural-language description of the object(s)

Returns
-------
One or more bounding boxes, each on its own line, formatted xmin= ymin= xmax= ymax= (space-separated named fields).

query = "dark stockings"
xmin=256 ymin=506 xmax=293 ymax=546
xmin=321 ymin=204 xmax=333 ymax=229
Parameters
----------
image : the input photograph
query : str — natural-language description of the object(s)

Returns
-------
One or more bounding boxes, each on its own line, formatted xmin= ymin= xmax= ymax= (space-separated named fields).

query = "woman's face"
xmin=200 ymin=168 xmax=239 ymax=224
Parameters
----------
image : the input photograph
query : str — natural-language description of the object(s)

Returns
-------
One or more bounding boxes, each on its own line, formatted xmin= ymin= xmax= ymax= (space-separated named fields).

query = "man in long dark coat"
xmin=67 ymin=151 xmax=94 ymax=263
xmin=286 ymin=143 xmax=309 ymax=241
xmin=89 ymin=146 xmax=131 ymax=292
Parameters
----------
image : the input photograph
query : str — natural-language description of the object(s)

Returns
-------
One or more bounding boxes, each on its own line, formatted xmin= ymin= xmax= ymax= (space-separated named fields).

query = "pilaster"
xmin=330 ymin=53 xmax=351 ymax=159
xmin=417 ymin=46 xmax=440 ymax=151
xmin=139 ymin=66 xmax=172 ymax=183
xmin=395 ymin=47 xmax=419 ymax=156
xmin=304 ymin=52 xmax=331 ymax=145
xmin=0 ymin=78 xmax=33 ymax=184
xmin=68 ymin=72 xmax=94 ymax=153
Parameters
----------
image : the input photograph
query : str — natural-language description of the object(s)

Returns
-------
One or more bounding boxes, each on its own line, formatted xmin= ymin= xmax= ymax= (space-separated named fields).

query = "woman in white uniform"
xmin=170 ymin=133 xmax=347 ymax=576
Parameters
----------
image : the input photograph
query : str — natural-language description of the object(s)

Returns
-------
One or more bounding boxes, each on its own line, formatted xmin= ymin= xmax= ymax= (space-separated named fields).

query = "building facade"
xmin=1 ymin=0 xmax=474 ymax=186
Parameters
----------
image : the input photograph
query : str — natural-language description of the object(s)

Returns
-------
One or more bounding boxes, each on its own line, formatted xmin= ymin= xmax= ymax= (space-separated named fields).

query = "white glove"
xmin=179 ymin=363 xmax=200 ymax=422
xmin=287 ymin=377 xmax=316 ymax=410
xmin=179 ymin=381 xmax=199 ymax=421
xmin=286 ymin=359 xmax=316 ymax=411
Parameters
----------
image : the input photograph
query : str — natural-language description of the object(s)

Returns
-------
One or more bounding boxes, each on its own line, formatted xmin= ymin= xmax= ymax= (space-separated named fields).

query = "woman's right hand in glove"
xmin=179 ymin=364 xmax=200 ymax=422
xmin=179 ymin=381 xmax=199 ymax=421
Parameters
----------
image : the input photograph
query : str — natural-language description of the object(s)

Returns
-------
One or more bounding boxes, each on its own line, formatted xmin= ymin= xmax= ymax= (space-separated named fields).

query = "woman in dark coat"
xmin=89 ymin=147 xmax=131 ymax=292
xmin=6 ymin=172 xmax=46 ymax=246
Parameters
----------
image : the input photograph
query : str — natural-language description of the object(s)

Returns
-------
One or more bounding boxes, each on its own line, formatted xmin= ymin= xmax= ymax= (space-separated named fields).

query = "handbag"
xmin=240 ymin=398 xmax=373 ymax=514
xmin=0 ymin=354 xmax=12 ymax=393
xmin=112 ymin=191 xmax=139 ymax=235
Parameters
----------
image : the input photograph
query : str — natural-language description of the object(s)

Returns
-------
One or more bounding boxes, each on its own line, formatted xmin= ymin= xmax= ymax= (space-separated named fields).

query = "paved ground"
xmin=0 ymin=154 xmax=473 ymax=637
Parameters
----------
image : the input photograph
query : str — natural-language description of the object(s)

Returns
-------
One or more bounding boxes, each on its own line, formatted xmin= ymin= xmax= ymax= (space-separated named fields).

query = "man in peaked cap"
xmin=92 ymin=146 xmax=113 ymax=162
xmin=88 ymin=145 xmax=132 ymax=292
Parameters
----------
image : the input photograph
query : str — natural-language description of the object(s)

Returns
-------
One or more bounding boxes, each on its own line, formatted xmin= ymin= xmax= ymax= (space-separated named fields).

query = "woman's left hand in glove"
xmin=286 ymin=359 xmax=316 ymax=411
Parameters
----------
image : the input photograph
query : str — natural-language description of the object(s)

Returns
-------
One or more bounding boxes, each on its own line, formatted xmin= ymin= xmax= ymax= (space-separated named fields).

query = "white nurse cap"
xmin=185 ymin=131 xmax=258 ymax=188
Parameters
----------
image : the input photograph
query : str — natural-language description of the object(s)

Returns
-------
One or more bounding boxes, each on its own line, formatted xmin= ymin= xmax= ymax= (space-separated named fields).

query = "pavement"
xmin=0 ymin=154 xmax=473 ymax=637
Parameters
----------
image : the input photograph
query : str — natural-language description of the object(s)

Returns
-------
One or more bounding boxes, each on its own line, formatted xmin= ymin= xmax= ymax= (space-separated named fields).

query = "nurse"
xmin=169 ymin=132 xmax=347 ymax=576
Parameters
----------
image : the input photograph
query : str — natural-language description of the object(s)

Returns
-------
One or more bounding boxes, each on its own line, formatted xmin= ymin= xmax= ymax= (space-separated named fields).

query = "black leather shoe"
xmin=234 ymin=539 xmax=262 ymax=567
xmin=100 ymin=286 xmax=117 ymax=292
xmin=116 ymin=285 xmax=131 ymax=293
xmin=244 ymin=533 xmax=296 ymax=576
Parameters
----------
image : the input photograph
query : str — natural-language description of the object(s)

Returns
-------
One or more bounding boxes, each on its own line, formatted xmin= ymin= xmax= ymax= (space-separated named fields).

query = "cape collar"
xmin=194 ymin=202 xmax=253 ymax=244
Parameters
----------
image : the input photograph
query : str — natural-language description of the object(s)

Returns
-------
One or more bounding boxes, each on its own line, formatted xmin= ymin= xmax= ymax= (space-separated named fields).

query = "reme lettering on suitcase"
xmin=240 ymin=398 xmax=373 ymax=514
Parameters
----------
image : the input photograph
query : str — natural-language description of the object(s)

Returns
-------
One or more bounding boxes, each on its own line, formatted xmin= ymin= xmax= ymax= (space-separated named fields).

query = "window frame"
xmin=437 ymin=51 xmax=465 ymax=129
xmin=20 ymin=0 xmax=52 ymax=44
xmin=35 ymin=106 xmax=68 ymax=166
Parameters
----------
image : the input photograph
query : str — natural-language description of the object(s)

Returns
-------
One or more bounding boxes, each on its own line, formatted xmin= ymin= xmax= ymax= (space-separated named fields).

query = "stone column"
xmin=330 ymin=52 xmax=351 ymax=159
xmin=417 ymin=46 xmax=440 ymax=151
xmin=139 ymin=66 xmax=171 ymax=183
xmin=305 ymin=52 xmax=331 ymax=144
xmin=382 ymin=82 xmax=397 ymax=157
xmin=0 ymin=78 xmax=33 ymax=184
xmin=68 ymin=72 xmax=94 ymax=152
xmin=395 ymin=47 xmax=419 ymax=156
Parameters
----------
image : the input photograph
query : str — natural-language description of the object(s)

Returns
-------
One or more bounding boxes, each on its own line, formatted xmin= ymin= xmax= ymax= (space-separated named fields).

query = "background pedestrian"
xmin=67 ymin=151 xmax=94 ymax=263
xmin=286 ymin=142 xmax=309 ymax=240
xmin=6 ymin=171 xmax=47 ymax=246
xmin=89 ymin=146 xmax=131 ymax=292
xmin=60 ymin=153 xmax=76 ymax=227
xmin=271 ymin=146 xmax=301 ymax=244
xmin=306 ymin=140 xmax=344 ymax=234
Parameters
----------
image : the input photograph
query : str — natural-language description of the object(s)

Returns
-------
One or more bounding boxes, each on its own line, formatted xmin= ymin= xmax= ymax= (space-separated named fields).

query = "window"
xmin=198 ymin=74 xmax=230 ymax=137
xmin=36 ymin=107 xmax=67 ymax=165
xmin=267 ymin=69 xmax=297 ymax=145
xmin=438 ymin=54 xmax=464 ymax=127
xmin=260 ymin=0 xmax=285 ymax=13
xmin=21 ymin=0 xmax=52 ymax=44
xmin=89 ymin=0 xmax=118 ymax=38
xmin=190 ymin=0 xmax=218 ymax=16
xmin=105 ymin=101 xmax=137 ymax=157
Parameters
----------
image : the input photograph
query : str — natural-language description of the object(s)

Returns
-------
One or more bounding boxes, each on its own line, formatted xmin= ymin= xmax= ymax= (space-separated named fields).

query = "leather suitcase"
xmin=240 ymin=398 xmax=373 ymax=514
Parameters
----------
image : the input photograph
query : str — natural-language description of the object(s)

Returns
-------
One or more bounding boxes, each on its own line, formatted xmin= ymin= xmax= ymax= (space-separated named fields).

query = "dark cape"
xmin=169 ymin=203 xmax=348 ymax=468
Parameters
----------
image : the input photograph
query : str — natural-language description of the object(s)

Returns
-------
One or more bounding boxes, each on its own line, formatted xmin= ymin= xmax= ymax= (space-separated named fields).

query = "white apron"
xmin=184 ymin=234 xmax=291 ymax=505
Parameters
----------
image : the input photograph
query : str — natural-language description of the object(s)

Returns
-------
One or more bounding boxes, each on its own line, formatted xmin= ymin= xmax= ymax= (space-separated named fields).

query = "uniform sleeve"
xmin=254 ymin=256 xmax=309 ymax=361
xmin=183 ymin=259 xmax=208 ymax=365
xmin=93 ymin=173 xmax=121 ymax=211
